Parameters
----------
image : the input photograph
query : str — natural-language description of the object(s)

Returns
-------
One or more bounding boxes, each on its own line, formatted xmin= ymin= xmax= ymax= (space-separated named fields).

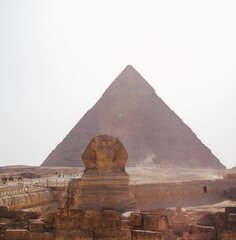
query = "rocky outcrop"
xmin=41 ymin=65 xmax=224 ymax=169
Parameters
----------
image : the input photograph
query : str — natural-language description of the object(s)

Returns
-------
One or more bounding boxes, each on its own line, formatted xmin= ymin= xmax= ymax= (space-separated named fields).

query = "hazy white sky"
xmin=0 ymin=0 xmax=236 ymax=168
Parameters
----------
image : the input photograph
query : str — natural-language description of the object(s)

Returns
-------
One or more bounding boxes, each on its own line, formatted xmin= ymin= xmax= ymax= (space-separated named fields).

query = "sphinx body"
xmin=71 ymin=135 xmax=138 ymax=212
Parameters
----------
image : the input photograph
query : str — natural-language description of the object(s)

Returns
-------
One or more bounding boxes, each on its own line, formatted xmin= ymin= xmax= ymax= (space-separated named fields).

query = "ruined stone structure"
xmin=0 ymin=176 xmax=236 ymax=239
xmin=66 ymin=135 xmax=138 ymax=212
xmin=42 ymin=65 xmax=225 ymax=169
xmin=0 ymin=139 xmax=235 ymax=239
xmin=0 ymin=205 xmax=236 ymax=239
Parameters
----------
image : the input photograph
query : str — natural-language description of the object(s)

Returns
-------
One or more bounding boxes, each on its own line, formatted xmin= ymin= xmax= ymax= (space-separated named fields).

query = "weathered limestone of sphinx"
xmin=70 ymin=135 xmax=138 ymax=213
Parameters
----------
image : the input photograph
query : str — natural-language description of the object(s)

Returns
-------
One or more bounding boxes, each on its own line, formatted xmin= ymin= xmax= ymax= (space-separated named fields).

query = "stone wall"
xmin=1 ymin=179 xmax=235 ymax=214
xmin=0 ymin=189 xmax=54 ymax=210
xmin=0 ymin=207 xmax=171 ymax=240
xmin=0 ymin=205 xmax=236 ymax=239
xmin=54 ymin=209 xmax=170 ymax=240
xmin=131 ymin=179 xmax=236 ymax=210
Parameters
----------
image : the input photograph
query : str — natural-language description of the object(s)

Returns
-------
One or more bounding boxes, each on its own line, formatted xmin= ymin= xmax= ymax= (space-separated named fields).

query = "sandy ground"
xmin=182 ymin=200 xmax=236 ymax=212
xmin=126 ymin=167 xmax=226 ymax=184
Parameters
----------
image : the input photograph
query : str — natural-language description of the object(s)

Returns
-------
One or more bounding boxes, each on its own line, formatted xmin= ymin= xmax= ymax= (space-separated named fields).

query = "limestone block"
xmin=54 ymin=237 xmax=64 ymax=240
xmin=130 ymin=213 xmax=142 ymax=228
xmin=74 ymin=237 xmax=93 ymax=240
xmin=44 ymin=213 xmax=55 ymax=230
xmin=101 ymin=210 xmax=121 ymax=229
xmin=121 ymin=220 xmax=131 ymax=229
xmin=228 ymin=213 xmax=236 ymax=230
xmin=29 ymin=232 xmax=54 ymax=240
xmin=143 ymin=214 xmax=169 ymax=232
xmin=217 ymin=228 xmax=233 ymax=240
xmin=197 ymin=213 xmax=215 ymax=226
xmin=56 ymin=209 xmax=110 ymax=230
xmin=29 ymin=219 xmax=45 ymax=232
xmin=56 ymin=209 xmax=84 ymax=229
xmin=215 ymin=212 xmax=226 ymax=229
xmin=5 ymin=229 xmax=30 ymax=240
xmin=94 ymin=229 xmax=131 ymax=239
xmin=8 ymin=210 xmax=40 ymax=221
xmin=225 ymin=207 xmax=236 ymax=216
xmin=223 ymin=173 xmax=236 ymax=179
xmin=132 ymin=230 xmax=164 ymax=240
xmin=29 ymin=232 xmax=44 ymax=240
xmin=0 ymin=218 xmax=12 ymax=224
xmin=0 ymin=232 xmax=4 ymax=240
xmin=0 ymin=223 xmax=7 ymax=231
xmin=0 ymin=206 xmax=9 ymax=218
xmin=168 ymin=229 xmax=177 ymax=240
xmin=158 ymin=216 xmax=169 ymax=232
xmin=222 ymin=187 xmax=236 ymax=200
xmin=83 ymin=210 xmax=102 ymax=229
xmin=55 ymin=229 xmax=93 ymax=240
xmin=183 ymin=224 xmax=216 ymax=240
xmin=43 ymin=232 xmax=54 ymax=240
xmin=171 ymin=222 xmax=184 ymax=237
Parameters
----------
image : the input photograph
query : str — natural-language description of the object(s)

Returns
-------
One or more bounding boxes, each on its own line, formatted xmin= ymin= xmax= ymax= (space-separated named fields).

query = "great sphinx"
xmin=71 ymin=135 xmax=138 ymax=212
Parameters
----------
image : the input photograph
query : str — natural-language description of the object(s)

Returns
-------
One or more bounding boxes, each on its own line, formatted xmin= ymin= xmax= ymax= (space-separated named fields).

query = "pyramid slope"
xmin=41 ymin=65 xmax=225 ymax=169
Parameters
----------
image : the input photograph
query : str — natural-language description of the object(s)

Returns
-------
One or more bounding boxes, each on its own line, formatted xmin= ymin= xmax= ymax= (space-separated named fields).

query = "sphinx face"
xmin=92 ymin=136 xmax=118 ymax=171
xmin=82 ymin=135 xmax=127 ymax=174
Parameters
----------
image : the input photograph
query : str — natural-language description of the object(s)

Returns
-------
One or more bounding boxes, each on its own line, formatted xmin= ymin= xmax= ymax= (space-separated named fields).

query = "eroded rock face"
xmin=69 ymin=135 xmax=138 ymax=213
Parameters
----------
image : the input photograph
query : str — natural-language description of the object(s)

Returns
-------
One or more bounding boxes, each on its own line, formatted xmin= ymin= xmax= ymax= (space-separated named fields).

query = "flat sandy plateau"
xmin=127 ymin=166 xmax=229 ymax=184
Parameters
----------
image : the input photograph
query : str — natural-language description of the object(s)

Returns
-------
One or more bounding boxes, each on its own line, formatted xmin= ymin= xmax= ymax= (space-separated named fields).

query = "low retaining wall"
xmin=0 ymin=189 xmax=54 ymax=210
xmin=131 ymin=179 xmax=236 ymax=210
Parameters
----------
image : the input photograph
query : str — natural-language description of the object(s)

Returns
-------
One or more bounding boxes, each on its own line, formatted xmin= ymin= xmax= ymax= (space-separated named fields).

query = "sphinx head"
xmin=82 ymin=135 xmax=128 ymax=174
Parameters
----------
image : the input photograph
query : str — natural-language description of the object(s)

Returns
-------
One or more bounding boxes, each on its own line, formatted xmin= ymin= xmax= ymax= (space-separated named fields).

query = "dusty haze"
xmin=0 ymin=0 xmax=236 ymax=168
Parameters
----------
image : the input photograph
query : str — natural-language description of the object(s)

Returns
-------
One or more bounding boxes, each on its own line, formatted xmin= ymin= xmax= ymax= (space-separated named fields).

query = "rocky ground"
xmin=0 ymin=165 xmax=235 ymax=239
xmin=127 ymin=166 xmax=227 ymax=184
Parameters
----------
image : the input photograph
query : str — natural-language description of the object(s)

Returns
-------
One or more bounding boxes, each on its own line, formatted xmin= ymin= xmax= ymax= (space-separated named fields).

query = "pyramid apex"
xmin=123 ymin=64 xmax=136 ymax=71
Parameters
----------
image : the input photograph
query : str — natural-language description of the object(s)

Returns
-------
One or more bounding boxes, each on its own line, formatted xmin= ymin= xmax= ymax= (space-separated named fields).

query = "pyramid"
xmin=41 ymin=65 xmax=225 ymax=169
